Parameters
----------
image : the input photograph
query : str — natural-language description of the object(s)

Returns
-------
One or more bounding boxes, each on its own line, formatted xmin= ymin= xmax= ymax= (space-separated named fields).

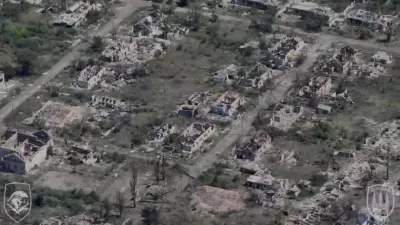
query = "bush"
xmin=91 ymin=36 xmax=104 ymax=52
xmin=102 ymin=152 xmax=125 ymax=163
xmin=86 ymin=10 xmax=102 ymax=25
xmin=33 ymin=188 xmax=100 ymax=209
xmin=309 ymin=173 xmax=328 ymax=187
xmin=177 ymin=0 xmax=189 ymax=7
xmin=298 ymin=17 xmax=323 ymax=32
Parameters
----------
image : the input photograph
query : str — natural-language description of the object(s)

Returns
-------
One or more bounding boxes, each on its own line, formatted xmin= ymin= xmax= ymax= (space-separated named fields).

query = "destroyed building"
xmin=102 ymin=36 xmax=164 ymax=64
xmin=245 ymin=170 xmax=276 ymax=190
xmin=148 ymin=124 xmax=177 ymax=144
xmin=180 ymin=122 xmax=215 ymax=153
xmin=372 ymin=51 xmax=392 ymax=65
xmin=212 ymin=64 xmax=238 ymax=85
xmin=91 ymin=95 xmax=124 ymax=109
xmin=269 ymin=105 xmax=303 ymax=131
xmin=0 ymin=129 xmax=53 ymax=175
xmin=235 ymin=0 xmax=279 ymax=11
xmin=268 ymin=36 xmax=305 ymax=68
xmin=285 ymin=1 xmax=335 ymax=25
xmin=234 ymin=130 xmax=271 ymax=161
xmin=210 ymin=91 xmax=245 ymax=117
xmin=344 ymin=3 xmax=393 ymax=31
xmin=23 ymin=101 xmax=85 ymax=128
xmin=316 ymin=46 xmax=356 ymax=75
xmin=53 ymin=1 xmax=95 ymax=27
xmin=178 ymin=92 xmax=211 ymax=118
xmin=298 ymin=76 xmax=332 ymax=98
xmin=237 ymin=63 xmax=272 ymax=89
xmin=356 ymin=62 xmax=386 ymax=78
xmin=77 ymin=65 xmax=106 ymax=90
xmin=132 ymin=10 xmax=165 ymax=37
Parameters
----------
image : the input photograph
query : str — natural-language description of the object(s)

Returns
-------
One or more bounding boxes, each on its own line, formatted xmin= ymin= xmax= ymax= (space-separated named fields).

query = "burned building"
xmin=234 ymin=130 xmax=271 ymax=161
xmin=268 ymin=36 xmax=305 ymax=68
xmin=235 ymin=0 xmax=279 ymax=11
xmin=180 ymin=123 xmax=215 ymax=153
xmin=286 ymin=1 xmax=335 ymax=25
xmin=0 ymin=129 xmax=53 ymax=175
xmin=210 ymin=91 xmax=245 ymax=117
xmin=237 ymin=63 xmax=272 ymax=89
xmin=299 ymin=76 xmax=332 ymax=98
xmin=77 ymin=65 xmax=106 ymax=90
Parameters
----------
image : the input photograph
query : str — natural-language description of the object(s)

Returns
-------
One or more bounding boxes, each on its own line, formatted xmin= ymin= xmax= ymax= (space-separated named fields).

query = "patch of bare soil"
xmin=189 ymin=185 xmax=248 ymax=217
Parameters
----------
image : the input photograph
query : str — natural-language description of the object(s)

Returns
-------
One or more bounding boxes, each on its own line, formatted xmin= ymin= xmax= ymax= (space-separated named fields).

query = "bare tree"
xmin=161 ymin=154 xmax=166 ymax=180
xmin=114 ymin=191 xmax=125 ymax=217
xmin=386 ymin=144 xmax=391 ymax=180
xmin=154 ymin=157 xmax=160 ymax=184
xmin=129 ymin=165 xmax=138 ymax=208
xmin=101 ymin=197 xmax=111 ymax=219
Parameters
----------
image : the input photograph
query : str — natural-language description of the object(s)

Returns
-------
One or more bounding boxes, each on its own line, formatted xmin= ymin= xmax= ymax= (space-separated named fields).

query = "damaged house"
xmin=77 ymin=65 xmax=106 ymax=90
xmin=234 ymin=130 xmax=271 ymax=161
xmin=286 ymin=1 xmax=335 ymax=25
xmin=237 ymin=63 xmax=272 ymax=89
xmin=178 ymin=92 xmax=211 ymax=118
xmin=235 ymin=0 xmax=279 ymax=11
xmin=298 ymin=76 xmax=332 ymax=98
xmin=132 ymin=10 xmax=165 ymax=37
xmin=210 ymin=91 xmax=245 ymax=117
xmin=0 ymin=129 xmax=53 ymax=175
xmin=148 ymin=124 xmax=177 ymax=144
xmin=316 ymin=46 xmax=356 ymax=75
xmin=179 ymin=123 xmax=215 ymax=153
xmin=212 ymin=64 xmax=239 ymax=85
xmin=267 ymin=36 xmax=305 ymax=68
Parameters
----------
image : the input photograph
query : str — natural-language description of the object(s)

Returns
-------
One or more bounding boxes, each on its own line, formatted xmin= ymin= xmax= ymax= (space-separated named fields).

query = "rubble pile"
xmin=365 ymin=120 xmax=400 ymax=158
xmin=190 ymin=185 xmax=247 ymax=217
xmin=23 ymin=101 xmax=86 ymax=128
xmin=352 ymin=51 xmax=392 ymax=78
xmin=269 ymin=104 xmax=304 ymax=131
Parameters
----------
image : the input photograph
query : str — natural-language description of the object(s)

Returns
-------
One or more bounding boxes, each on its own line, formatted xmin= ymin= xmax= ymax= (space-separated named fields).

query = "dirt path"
xmin=0 ymin=0 xmax=150 ymax=123
xmin=175 ymin=7 xmax=400 ymax=56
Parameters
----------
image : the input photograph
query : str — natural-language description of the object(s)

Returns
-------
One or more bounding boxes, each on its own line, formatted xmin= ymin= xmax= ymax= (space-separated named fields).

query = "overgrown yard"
xmin=0 ymin=2 xmax=79 ymax=75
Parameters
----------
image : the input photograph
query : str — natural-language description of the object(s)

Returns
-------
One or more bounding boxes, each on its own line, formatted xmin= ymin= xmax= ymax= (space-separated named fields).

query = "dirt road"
xmin=0 ymin=0 xmax=150 ymax=123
